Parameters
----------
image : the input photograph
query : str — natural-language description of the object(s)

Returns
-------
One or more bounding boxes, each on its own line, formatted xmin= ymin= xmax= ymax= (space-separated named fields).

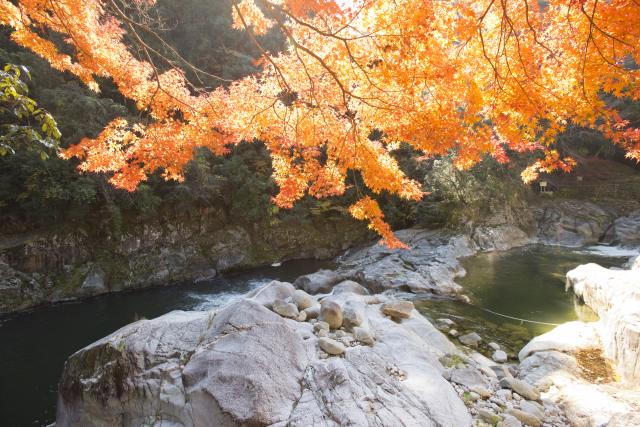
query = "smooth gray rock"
xmin=520 ymin=400 xmax=544 ymax=419
xmin=499 ymin=414 xmax=523 ymax=427
xmin=342 ymin=300 xmax=365 ymax=328
xmin=247 ymin=280 xmax=295 ymax=309
xmin=450 ymin=367 xmax=490 ymax=390
xmin=459 ymin=332 xmax=482 ymax=347
xmin=291 ymin=289 xmax=315 ymax=310
xmin=381 ymin=300 xmax=414 ymax=320
xmin=272 ymin=299 xmax=299 ymax=318
xmin=319 ymin=299 xmax=343 ymax=329
xmin=302 ymin=304 xmax=320 ymax=319
xmin=318 ymin=337 xmax=346 ymax=355
xmin=604 ymin=210 xmax=640 ymax=244
xmin=353 ymin=327 xmax=375 ymax=345
xmin=332 ymin=280 xmax=369 ymax=295
xmin=313 ymin=321 xmax=330 ymax=333
xmin=500 ymin=377 xmax=540 ymax=401
xmin=294 ymin=269 xmax=343 ymax=294
xmin=492 ymin=350 xmax=508 ymax=363
xmin=505 ymin=408 xmax=541 ymax=427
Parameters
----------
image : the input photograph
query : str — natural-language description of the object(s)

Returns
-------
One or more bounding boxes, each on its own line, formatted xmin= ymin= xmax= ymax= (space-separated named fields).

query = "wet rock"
xmin=353 ymin=327 xmax=375 ymax=345
xmin=492 ymin=350 xmax=508 ymax=363
xmin=488 ymin=342 xmax=501 ymax=351
xmin=272 ymin=299 xmax=299 ymax=319
xmin=294 ymin=269 xmax=343 ymax=294
xmin=319 ymin=300 xmax=343 ymax=329
xmin=459 ymin=332 xmax=482 ymax=347
xmin=449 ymin=329 xmax=459 ymax=337
xmin=381 ymin=300 xmax=414 ymax=320
xmin=500 ymin=377 xmax=539 ymax=401
xmin=292 ymin=289 xmax=315 ymax=310
xmin=318 ymin=337 xmax=346 ymax=355
xmin=332 ymin=280 xmax=369 ymax=295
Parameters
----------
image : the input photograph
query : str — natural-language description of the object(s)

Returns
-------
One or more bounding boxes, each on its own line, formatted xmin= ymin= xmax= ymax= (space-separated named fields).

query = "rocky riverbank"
xmin=55 ymin=278 xmax=571 ymax=427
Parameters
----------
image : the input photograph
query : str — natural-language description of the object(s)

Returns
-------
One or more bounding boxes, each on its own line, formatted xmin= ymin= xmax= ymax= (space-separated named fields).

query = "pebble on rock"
xmin=272 ymin=299 xmax=299 ymax=319
xmin=292 ymin=289 xmax=315 ymax=310
xmin=505 ymin=408 xmax=541 ymax=427
xmin=499 ymin=377 xmax=540 ymax=401
xmin=381 ymin=300 xmax=414 ymax=320
xmin=318 ymin=337 xmax=346 ymax=355
xmin=353 ymin=327 xmax=375 ymax=345
xmin=302 ymin=304 xmax=321 ymax=319
xmin=319 ymin=300 xmax=343 ymax=329
xmin=492 ymin=350 xmax=508 ymax=363
xmin=459 ymin=332 xmax=482 ymax=347
xmin=488 ymin=342 xmax=501 ymax=351
xmin=313 ymin=321 xmax=330 ymax=332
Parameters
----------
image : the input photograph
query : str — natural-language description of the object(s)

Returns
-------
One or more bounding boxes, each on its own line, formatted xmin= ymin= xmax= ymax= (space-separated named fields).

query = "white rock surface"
xmin=56 ymin=289 xmax=473 ymax=426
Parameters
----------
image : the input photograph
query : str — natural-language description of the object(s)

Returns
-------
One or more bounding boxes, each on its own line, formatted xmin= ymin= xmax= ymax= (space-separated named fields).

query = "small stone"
xmin=449 ymin=329 xmax=459 ymax=337
xmin=332 ymin=280 xmax=369 ymax=295
xmin=334 ymin=330 xmax=346 ymax=338
xmin=505 ymin=408 xmax=541 ymax=427
xmin=340 ymin=336 xmax=354 ymax=346
xmin=437 ymin=318 xmax=456 ymax=327
xmin=382 ymin=300 xmax=414 ymax=320
xmin=272 ymin=299 xmax=299 ymax=318
xmin=477 ymin=408 xmax=502 ymax=425
xmin=500 ymin=377 xmax=540 ymax=401
xmin=302 ymin=304 xmax=321 ymax=319
xmin=496 ymin=389 xmax=513 ymax=401
xmin=459 ymin=332 xmax=482 ymax=347
xmin=470 ymin=385 xmax=492 ymax=399
xmin=319 ymin=300 xmax=343 ymax=329
xmin=342 ymin=301 xmax=365 ymax=328
xmin=295 ymin=311 xmax=307 ymax=322
xmin=488 ymin=342 xmax=501 ymax=351
xmin=519 ymin=400 xmax=544 ymax=419
xmin=469 ymin=392 xmax=480 ymax=401
xmin=492 ymin=350 xmax=508 ymax=363
xmin=313 ymin=321 xmax=330 ymax=332
xmin=317 ymin=329 xmax=328 ymax=337
xmin=498 ymin=414 xmax=523 ymax=427
xmin=353 ymin=327 xmax=375 ymax=345
xmin=318 ymin=337 xmax=346 ymax=355
xmin=292 ymin=289 xmax=315 ymax=310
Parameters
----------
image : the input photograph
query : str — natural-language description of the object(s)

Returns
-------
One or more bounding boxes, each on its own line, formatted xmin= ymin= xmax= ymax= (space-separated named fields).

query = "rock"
xmin=318 ymin=337 xmax=346 ymax=355
xmin=449 ymin=329 xmax=459 ymax=337
xmin=566 ymin=263 xmax=640 ymax=385
xmin=459 ymin=332 xmax=482 ymax=347
xmin=500 ymin=377 xmax=540 ymax=401
xmin=80 ymin=265 xmax=107 ymax=292
xmin=296 ymin=311 xmax=307 ymax=322
xmin=294 ymin=269 xmax=343 ymax=294
xmin=55 ymin=295 xmax=473 ymax=427
xmin=302 ymin=304 xmax=320 ymax=319
xmin=381 ymin=300 xmax=414 ymax=320
xmin=353 ymin=327 xmax=375 ymax=345
xmin=292 ymin=289 xmax=315 ymax=310
xmin=624 ymin=255 xmax=640 ymax=270
xmin=332 ymin=280 xmax=369 ymax=295
xmin=450 ymin=367 xmax=490 ymax=390
xmin=496 ymin=389 xmax=512 ymax=401
xmin=313 ymin=321 xmax=330 ymax=332
xmin=518 ymin=321 xmax=600 ymax=361
xmin=319 ymin=300 xmax=343 ymax=329
xmin=342 ymin=300 xmax=365 ymax=328
xmin=470 ymin=385 xmax=492 ymax=399
xmin=603 ymin=210 xmax=640 ymax=244
xmin=505 ymin=408 xmax=541 ymax=427
xmin=247 ymin=280 xmax=295 ymax=308
xmin=272 ymin=299 xmax=300 ymax=318
xmin=488 ymin=342 xmax=501 ymax=351
xmin=477 ymin=408 xmax=501 ymax=424
xmin=519 ymin=400 xmax=544 ymax=419
xmin=498 ymin=414 xmax=523 ymax=427
xmin=492 ymin=350 xmax=508 ymax=363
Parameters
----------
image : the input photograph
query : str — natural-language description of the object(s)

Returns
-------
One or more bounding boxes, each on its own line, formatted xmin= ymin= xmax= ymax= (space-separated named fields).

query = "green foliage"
xmin=0 ymin=63 xmax=60 ymax=158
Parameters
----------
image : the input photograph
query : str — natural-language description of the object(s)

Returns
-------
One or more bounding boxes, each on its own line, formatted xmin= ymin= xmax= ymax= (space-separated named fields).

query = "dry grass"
xmin=574 ymin=348 xmax=617 ymax=384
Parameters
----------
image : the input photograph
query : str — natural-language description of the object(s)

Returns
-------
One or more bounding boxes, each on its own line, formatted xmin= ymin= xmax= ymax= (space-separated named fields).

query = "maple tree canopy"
xmin=1 ymin=0 xmax=639 ymax=247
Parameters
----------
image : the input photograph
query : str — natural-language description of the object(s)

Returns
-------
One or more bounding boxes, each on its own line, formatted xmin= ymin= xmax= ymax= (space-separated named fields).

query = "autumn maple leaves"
xmin=1 ymin=0 xmax=639 ymax=246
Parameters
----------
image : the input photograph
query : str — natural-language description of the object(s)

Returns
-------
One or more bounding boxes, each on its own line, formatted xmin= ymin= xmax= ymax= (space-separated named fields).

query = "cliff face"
xmin=0 ymin=215 xmax=369 ymax=314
